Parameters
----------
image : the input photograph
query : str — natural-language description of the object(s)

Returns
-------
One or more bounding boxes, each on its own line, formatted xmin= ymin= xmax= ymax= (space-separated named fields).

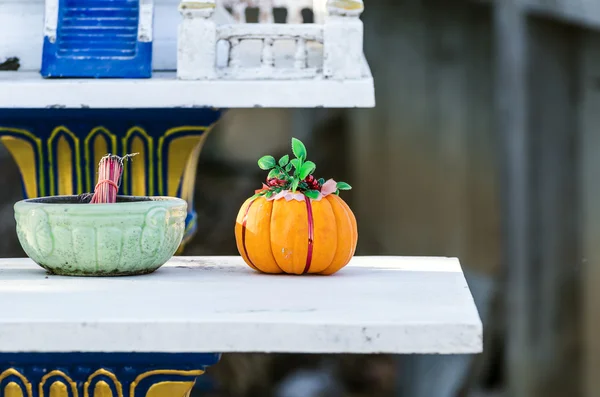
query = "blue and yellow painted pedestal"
xmin=0 ymin=353 xmax=220 ymax=397
xmin=0 ymin=110 xmax=224 ymax=395
xmin=0 ymin=108 xmax=221 ymax=248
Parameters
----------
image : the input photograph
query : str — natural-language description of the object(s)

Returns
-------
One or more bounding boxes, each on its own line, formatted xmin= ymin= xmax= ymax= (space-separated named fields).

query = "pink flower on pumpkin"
xmin=255 ymin=183 xmax=270 ymax=194
xmin=320 ymin=179 xmax=337 ymax=196
xmin=267 ymin=190 xmax=306 ymax=202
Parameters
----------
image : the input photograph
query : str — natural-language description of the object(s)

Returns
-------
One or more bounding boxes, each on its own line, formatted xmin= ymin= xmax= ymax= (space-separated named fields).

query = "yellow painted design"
xmin=0 ymin=127 xmax=45 ymax=196
xmin=84 ymin=127 xmax=118 ymax=192
xmin=122 ymin=127 xmax=153 ymax=195
xmin=0 ymin=369 xmax=33 ymax=397
xmin=93 ymin=136 xmax=108 ymax=178
xmin=39 ymin=370 xmax=78 ymax=397
xmin=57 ymin=136 xmax=74 ymax=195
xmin=329 ymin=0 xmax=364 ymax=10
xmin=157 ymin=125 xmax=213 ymax=196
xmin=49 ymin=382 xmax=68 ymax=397
xmin=48 ymin=126 xmax=82 ymax=196
xmin=1 ymin=137 xmax=38 ymax=198
xmin=129 ymin=370 xmax=204 ymax=397
xmin=130 ymin=137 xmax=146 ymax=196
xmin=83 ymin=370 xmax=122 ymax=397
xmin=93 ymin=381 xmax=112 ymax=397
xmin=180 ymin=129 xmax=212 ymax=204
xmin=166 ymin=136 xmax=202 ymax=197
xmin=145 ymin=382 xmax=196 ymax=397
xmin=5 ymin=382 xmax=23 ymax=397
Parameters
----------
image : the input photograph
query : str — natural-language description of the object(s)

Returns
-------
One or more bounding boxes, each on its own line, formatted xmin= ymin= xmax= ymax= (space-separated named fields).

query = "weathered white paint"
xmin=42 ymin=0 xmax=58 ymax=43
xmin=178 ymin=0 xmax=365 ymax=81
xmin=218 ymin=66 xmax=320 ymax=80
xmin=323 ymin=16 xmax=362 ymax=79
xmin=322 ymin=0 xmax=363 ymax=79
xmin=177 ymin=2 xmax=331 ymax=81
xmin=0 ymin=0 xmax=45 ymax=70
xmin=138 ymin=0 xmax=155 ymax=42
xmin=208 ymin=23 xmax=324 ymax=79
xmin=0 ymin=256 xmax=482 ymax=354
xmin=0 ymin=69 xmax=375 ymax=108
xmin=178 ymin=0 xmax=218 ymax=79
xmin=217 ymin=23 xmax=324 ymax=41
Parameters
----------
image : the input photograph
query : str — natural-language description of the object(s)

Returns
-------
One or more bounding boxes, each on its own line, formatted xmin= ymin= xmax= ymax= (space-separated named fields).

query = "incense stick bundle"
xmin=90 ymin=154 xmax=136 ymax=204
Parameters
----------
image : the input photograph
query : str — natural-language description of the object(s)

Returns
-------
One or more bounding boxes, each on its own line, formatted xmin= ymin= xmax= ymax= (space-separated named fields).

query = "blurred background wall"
xmin=2 ymin=0 xmax=600 ymax=396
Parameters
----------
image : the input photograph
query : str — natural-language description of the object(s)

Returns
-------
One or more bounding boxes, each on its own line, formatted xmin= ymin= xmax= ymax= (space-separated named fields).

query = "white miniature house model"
xmin=0 ymin=0 xmax=374 ymax=108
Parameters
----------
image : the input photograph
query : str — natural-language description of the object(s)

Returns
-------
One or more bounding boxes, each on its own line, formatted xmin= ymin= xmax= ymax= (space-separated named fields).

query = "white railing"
xmin=177 ymin=0 xmax=364 ymax=81
xmin=216 ymin=24 xmax=323 ymax=79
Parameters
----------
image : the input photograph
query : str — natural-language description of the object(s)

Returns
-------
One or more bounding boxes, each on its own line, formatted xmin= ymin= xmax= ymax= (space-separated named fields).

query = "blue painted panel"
xmin=41 ymin=0 xmax=152 ymax=78
xmin=0 ymin=353 xmax=221 ymax=397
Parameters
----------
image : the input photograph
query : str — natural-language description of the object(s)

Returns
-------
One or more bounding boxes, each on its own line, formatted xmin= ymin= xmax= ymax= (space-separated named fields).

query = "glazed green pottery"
xmin=14 ymin=195 xmax=187 ymax=276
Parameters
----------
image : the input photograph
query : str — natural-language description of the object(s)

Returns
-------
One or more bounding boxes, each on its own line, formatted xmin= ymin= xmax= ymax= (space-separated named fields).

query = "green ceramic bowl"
xmin=14 ymin=195 xmax=187 ymax=276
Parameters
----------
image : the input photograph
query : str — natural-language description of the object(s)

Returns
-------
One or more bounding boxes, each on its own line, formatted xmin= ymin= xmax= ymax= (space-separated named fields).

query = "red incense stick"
xmin=90 ymin=154 xmax=136 ymax=204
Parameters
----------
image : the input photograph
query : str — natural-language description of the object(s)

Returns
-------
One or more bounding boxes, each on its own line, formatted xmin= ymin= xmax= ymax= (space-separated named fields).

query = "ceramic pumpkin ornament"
xmin=235 ymin=138 xmax=357 ymax=275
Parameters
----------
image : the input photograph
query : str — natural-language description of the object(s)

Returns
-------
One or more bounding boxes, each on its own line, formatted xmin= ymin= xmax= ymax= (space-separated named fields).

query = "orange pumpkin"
xmin=235 ymin=193 xmax=357 ymax=275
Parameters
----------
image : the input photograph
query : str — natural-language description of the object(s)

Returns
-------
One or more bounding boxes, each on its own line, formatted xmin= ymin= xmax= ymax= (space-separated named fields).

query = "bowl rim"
xmin=14 ymin=195 xmax=187 ymax=211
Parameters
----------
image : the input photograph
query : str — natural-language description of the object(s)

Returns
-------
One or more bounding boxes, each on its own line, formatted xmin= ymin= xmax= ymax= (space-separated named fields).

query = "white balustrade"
xmin=294 ymin=38 xmax=308 ymax=69
xmin=177 ymin=0 xmax=364 ymax=81
xmin=261 ymin=37 xmax=275 ymax=68
xmin=216 ymin=24 xmax=323 ymax=79
xmin=229 ymin=37 xmax=242 ymax=68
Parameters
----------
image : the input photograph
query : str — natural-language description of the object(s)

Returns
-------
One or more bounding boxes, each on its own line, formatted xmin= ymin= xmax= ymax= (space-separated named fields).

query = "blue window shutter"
xmin=41 ymin=0 xmax=152 ymax=78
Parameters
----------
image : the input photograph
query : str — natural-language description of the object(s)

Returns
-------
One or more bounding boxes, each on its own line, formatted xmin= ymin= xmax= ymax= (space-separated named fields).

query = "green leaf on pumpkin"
xmin=279 ymin=155 xmax=289 ymax=167
xmin=304 ymin=190 xmax=320 ymax=200
xmin=291 ymin=179 xmax=299 ymax=192
xmin=299 ymin=161 xmax=316 ymax=180
xmin=291 ymin=138 xmax=307 ymax=161
xmin=285 ymin=163 xmax=293 ymax=172
xmin=268 ymin=169 xmax=279 ymax=179
xmin=265 ymin=190 xmax=274 ymax=198
xmin=318 ymin=178 xmax=325 ymax=185
xmin=336 ymin=181 xmax=352 ymax=190
xmin=258 ymin=155 xmax=276 ymax=170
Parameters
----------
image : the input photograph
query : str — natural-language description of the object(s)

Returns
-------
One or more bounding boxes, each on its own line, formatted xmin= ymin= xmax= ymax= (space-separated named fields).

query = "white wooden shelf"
xmin=0 ymin=69 xmax=374 ymax=109
xmin=0 ymin=256 xmax=482 ymax=354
